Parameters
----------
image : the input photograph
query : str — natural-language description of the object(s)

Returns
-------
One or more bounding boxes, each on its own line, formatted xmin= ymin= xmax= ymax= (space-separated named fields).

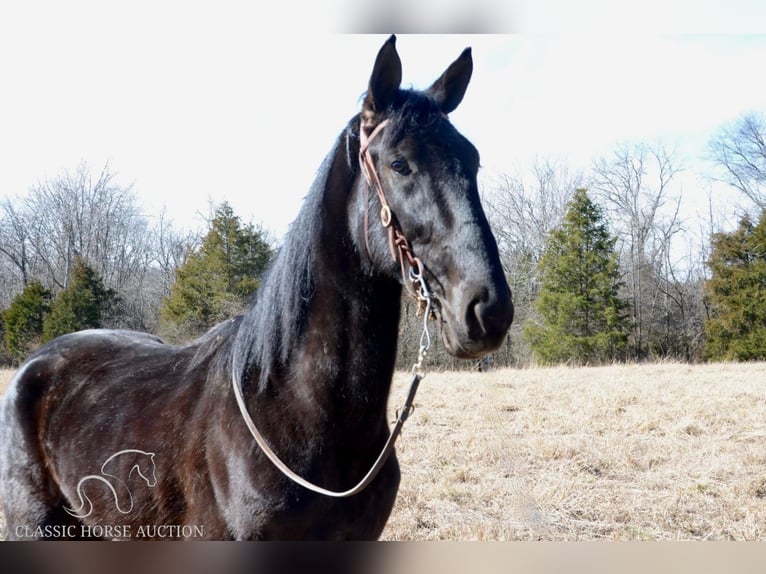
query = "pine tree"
xmin=525 ymin=188 xmax=629 ymax=365
xmin=0 ymin=313 xmax=9 ymax=366
xmin=42 ymin=258 xmax=118 ymax=342
xmin=3 ymin=280 xmax=53 ymax=364
xmin=703 ymin=211 xmax=766 ymax=361
xmin=159 ymin=203 xmax=272 ymax=340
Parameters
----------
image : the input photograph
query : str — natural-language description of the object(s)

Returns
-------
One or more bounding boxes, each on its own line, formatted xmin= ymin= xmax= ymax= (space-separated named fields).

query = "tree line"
xmin=0 ymin=164 xmax=272 ymax=366
xmin=1 ymin=111 xmax=765 ymax=368
xmin=403 ymin=111 xmax=766 ymax=368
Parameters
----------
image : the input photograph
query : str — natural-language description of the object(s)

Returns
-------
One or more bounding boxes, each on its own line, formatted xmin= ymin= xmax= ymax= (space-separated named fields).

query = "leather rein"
xmin=230 ymin=118 xmax=432 ymax=498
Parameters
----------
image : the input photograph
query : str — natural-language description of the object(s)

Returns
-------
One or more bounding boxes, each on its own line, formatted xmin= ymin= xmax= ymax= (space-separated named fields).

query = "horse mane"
xmin=185 ymin=317 xmax=242 ymax=386
xmin=230 ymin=114 xmax=363 ymax=391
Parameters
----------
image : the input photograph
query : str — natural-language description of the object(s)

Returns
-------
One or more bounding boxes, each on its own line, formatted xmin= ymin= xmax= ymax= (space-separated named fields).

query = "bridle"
xmin=359 ymin=116 xmax=442 ymax=320
xmin=359 ymin=119 xmax=420 ymax=280
xmin=230 ymin=117 xmax=433 ymax=498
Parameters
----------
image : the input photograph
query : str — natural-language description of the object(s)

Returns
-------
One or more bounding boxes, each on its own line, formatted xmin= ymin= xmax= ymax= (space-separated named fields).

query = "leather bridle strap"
xmin=359 ymin=119 xmax=422 ymax=289
xmin=359 ymin=119 xmax=393 ymax=261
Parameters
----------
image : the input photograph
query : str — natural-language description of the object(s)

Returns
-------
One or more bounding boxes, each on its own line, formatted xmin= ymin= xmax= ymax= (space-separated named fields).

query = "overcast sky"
xmin=2 ymin=3 xmax=766 ymax=240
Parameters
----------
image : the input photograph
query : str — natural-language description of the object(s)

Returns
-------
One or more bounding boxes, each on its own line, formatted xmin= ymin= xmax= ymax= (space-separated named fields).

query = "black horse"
xmin=0 ymin=35 xmax=513 ymax=540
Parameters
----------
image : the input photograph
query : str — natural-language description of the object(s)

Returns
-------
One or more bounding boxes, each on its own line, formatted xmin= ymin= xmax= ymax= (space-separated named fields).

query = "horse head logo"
xmin=64 ymin=449 xmax=157 ymax=518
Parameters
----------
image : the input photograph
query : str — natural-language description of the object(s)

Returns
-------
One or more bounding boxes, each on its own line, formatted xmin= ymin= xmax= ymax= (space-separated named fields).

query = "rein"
xmin=230 ymin=118 xmax=432 ymax=498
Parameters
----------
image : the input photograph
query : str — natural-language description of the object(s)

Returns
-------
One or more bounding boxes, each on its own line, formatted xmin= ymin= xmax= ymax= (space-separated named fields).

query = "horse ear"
xmin=362 ymin=35 xmax=402 ymax=125
xmin=427 ymin=47 xmax=473 ymax=115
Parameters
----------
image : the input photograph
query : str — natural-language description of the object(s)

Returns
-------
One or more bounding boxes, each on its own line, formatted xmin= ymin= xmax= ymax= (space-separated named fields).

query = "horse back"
xmin=0 ymin=328 xmax=227 ymax=537
xmin=2 ymin=329 xmax=180 ymax=442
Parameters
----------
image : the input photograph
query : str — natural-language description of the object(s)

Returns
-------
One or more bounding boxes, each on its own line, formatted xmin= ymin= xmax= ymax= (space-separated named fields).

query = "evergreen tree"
xmin=703 ymin=211 xmax=766 ymax=361
xmin=159 ymin=203 xmax=272 ymax=340
xmin=525 ymin=188 xmax=628 ymax=365
xmin=0 ymin=313 xmax=9 ymax=366
xmin=3 ymin=280 xmax=53 ymax=364
xmin=42 ymin=258 xmax=118 ymax=342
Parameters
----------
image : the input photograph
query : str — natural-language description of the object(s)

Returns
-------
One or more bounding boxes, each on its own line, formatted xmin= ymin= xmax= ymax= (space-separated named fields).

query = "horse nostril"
xmin=465 ymin=293 xmax=485 ymax=338
xmin=466 ymin=286 xmax=514 ymax=341
xmin=465 ymin=288 xmax=492 ymax=339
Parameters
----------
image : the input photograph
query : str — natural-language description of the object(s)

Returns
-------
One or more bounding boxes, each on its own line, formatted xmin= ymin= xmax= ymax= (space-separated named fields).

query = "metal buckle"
xmin=380 ymin=205 xmax=392 ymax=227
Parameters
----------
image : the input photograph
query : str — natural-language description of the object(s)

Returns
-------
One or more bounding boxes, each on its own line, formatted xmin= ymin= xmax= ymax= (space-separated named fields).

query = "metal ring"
xmin=380 ymin=205 xmax=392 ymax=227
xmin=408 ymin=258 xmax=424 ymax=282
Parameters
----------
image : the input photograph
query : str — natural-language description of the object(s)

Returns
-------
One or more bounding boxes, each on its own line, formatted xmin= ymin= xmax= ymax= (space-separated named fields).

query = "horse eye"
xmin=390 ymin=159 xmax=412 ymax=175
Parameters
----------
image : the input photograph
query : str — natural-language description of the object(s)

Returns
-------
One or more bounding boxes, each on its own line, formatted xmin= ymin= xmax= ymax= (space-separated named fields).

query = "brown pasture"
xmin=1 ymin=362 xmax=765 ymax=540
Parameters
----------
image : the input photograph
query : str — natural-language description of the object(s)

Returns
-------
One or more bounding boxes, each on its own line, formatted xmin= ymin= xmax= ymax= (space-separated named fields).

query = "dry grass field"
xmin=382 ymin=362 xmax=766 ymax=540
xmin=1 ymin=362 xmax=766 ymax=541
xmin=0 ymin=370 xmax=12 ymax=397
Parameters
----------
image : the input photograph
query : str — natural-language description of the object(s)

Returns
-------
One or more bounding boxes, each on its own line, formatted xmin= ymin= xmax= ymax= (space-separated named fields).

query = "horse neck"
xmin=234 ymin=128 xmax=403 ymax=426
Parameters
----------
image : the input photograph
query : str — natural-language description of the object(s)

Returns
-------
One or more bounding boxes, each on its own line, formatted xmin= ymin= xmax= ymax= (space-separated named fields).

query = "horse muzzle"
xmin=436 ymin=281 xmax=514 ymax=359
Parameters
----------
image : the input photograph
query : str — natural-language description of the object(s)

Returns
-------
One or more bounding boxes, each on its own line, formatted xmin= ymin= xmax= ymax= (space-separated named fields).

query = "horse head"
xmin=353 ymin=35 xmax=514 ymax=359
xmin=132 ymin=452 xmax=158 ymax=488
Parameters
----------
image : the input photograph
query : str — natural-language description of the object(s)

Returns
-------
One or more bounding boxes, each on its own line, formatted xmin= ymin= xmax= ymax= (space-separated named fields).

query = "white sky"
xmin=1 ymin=3 xmax=766 ymax=241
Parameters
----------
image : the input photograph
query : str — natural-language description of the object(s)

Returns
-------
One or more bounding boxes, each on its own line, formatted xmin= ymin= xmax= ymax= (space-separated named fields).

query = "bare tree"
xmin=709 ymin=111 xmax=766 ymax=212
xmin=590 ymin=142 xmax=684 ymax=359
xmin=654 ymin=235 xmax=707 ymax=361
xmin=21 ymin=162 xmax=151 ymax=292
xmin=130 ymin=208 xmax=200 ymax=332
xmin=0 ymin=199 xmax=35 ymax=289
xmin=151 ymin=208 xmax=197 ymax=297
xmin=486 ymin=159 xmax=582 ymax=261
xmin=0 ymin=162 xmax=180 ymax=330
